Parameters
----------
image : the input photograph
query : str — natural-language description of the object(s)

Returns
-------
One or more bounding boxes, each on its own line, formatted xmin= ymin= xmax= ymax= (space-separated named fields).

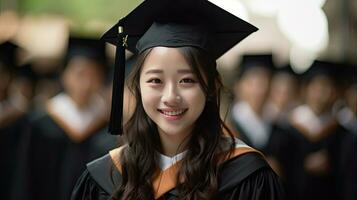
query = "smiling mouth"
xmin=157 ymin=108 xmax=188 ymax=117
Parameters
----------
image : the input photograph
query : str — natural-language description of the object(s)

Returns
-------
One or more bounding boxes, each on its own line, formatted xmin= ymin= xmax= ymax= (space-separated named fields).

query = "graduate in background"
xmin=71 ymin=0 xmax=284 ymax=199
xmin=0 ymin=41 xmax=35 ymax=200
xmin=335 ymin=64 xmax=357 ymax=200
xmin=265 ymin=64 xmax=300 ymax=127
xmin=336 ymin=64 xmax=357 ymax=134
xmin=231 ymin=54 xmax=274 ymax=150
xmin=230 ymin=54 xmax=295 ymax=180
xmin=288 ymin=60 xmax=352 ymax=200
xmin=11 ymin=37 xmax=118 ymax=200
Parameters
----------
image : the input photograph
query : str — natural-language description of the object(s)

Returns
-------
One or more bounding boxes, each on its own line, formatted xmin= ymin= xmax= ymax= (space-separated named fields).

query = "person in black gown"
xmin=71 ymin=0 xmax=285 ymax=199
xmin=335 ymin=63 xmax=357 ymax=200
xmin=11 ymin=37 xmax=118 ymax=200
xmin=229 ymin=54 xmax=295 ymax=182
xmin=265 ymin=64 xmax=300 ymax=127
xmin=287 ymin=60 xmax=354 ymax=200
xmin=0 ymin=41 xmax=37 ymax=200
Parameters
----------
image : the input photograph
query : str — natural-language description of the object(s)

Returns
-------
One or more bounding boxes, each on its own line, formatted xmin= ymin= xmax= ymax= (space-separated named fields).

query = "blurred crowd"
xmin=1 ymin=13 xmax=357 ymax=200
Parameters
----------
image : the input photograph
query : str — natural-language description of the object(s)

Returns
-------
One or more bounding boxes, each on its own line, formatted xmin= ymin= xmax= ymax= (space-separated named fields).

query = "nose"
xmin=161 ymin=82 xmax=180 ymax=106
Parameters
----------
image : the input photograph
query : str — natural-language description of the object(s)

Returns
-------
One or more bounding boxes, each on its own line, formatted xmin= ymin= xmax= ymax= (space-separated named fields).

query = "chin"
xmin=158 ymin=124 xmax=192 ymax=138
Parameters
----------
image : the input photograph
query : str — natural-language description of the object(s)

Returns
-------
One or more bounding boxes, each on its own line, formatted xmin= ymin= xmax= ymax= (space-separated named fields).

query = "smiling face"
xmin=139 ymin=47 xmax=206 ymax=141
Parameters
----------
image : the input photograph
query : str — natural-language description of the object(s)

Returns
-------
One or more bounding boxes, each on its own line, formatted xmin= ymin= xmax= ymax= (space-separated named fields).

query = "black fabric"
xmin=286 ymin=123 xmax=353 ymax=200
xmin=87 ymin=154 xmax=121 ymax=194
xmin=10 ymin=112 xmax=116 ymax=200
xmin=0 ymin=115 xmax=31 ymax=200
xmin=238 ymin=54 xmax=274 ymax=77
xmin=303 ymin=60 xmax=339 ymax=83
xmin=71 ymin=152 xmax=285 ymax=200
xmin=65 ymin=37 xmax=107 ymax=68
xmin=231 ymin=119 xmax=298 ymax=200
xmin=0 ymin=41 xmax=19 ymax=68
xmin=101 ymin=0 xmax=258 ymax=59
xmin=338 ymin=134 xmax=357 ymax=200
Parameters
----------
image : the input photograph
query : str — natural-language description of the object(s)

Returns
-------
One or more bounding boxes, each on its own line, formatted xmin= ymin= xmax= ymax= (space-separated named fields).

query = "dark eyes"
xmin=147 ymin=78 xmax=162 ymax=84
xmin=146 ymin=78 xmax=196 ymax=84
xmin=179 ymin=78 xmax=196 ymax=84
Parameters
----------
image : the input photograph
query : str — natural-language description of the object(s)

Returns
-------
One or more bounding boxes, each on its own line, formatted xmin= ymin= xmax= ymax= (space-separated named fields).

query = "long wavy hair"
xmin=114 ymin=46 xmax=235 ymax=200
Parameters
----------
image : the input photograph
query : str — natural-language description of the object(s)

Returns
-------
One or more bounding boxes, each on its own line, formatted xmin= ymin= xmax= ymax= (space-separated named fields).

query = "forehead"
xmin=141 ymin=47 xmax=191 ymax=72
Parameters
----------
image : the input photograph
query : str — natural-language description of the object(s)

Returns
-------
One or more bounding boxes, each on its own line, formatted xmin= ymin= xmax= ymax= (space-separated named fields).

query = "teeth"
xmin=161 ymin=110 xmax=186 ymax=116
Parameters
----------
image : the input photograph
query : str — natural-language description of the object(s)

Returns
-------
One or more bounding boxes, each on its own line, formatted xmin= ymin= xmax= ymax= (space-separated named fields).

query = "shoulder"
xmin=71 ymin=167 xmax=112 ymax=200
xmin=219 ymin=151 xmax=268 ymax=190
xmin=218 ymin=138 xmax=285 ymax=198
xmin=71 ymin=153 xmax=122 ymax=199
xmin=219 ymin=152 xmax=285 ymax=199
xmin=86 ymin=153 xmax=122 ymax=193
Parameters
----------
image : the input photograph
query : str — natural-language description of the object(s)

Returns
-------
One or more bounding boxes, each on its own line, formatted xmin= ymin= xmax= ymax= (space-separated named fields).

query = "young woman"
xmin=71 ymin=0 xmax=284 ymax=199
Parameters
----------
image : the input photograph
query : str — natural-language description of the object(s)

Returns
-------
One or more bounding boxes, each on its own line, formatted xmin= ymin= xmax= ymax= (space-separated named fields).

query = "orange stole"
xmin=109 ymin=146 xmax=260 ymax=199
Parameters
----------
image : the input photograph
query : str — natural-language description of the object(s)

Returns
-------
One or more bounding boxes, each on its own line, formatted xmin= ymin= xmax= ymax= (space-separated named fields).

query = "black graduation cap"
xmin=0 ymin=41 xmax=19 ymax=71
xmin=337 ymin=62 xmax=357 ymax=87
xmin=238 ymin=54 xmax=274 ymax=78
xmin=101 ymin=0 xmax=258 ymax=135
xmin=274 ymin=64 xmax=298 ymax=77
xmin=15 ymin=63 xmax=38 ymax=84
xmin=64 ymin=37 xmax=108 ymax=69
xmin=303 ymin=60 xmax=338 ymax=83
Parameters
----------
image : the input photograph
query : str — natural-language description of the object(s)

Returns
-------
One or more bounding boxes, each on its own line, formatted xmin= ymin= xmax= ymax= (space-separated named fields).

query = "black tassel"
xmin=108 ymin=25 xmax=127 ymax=135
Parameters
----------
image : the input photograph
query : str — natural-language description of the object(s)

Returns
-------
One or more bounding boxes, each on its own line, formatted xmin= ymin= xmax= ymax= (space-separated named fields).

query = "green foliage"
xmin=18 ymin=0 xmax=143 ymax=34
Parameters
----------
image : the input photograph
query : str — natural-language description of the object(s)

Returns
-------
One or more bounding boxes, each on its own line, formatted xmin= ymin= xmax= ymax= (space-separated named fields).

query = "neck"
xmin=69 ymin=94 xmax=91 ymax=109
xmin=246 ymin=101 xmax=264 ymax=116
xmin=158 ymin=129 xmax=191 ymax=157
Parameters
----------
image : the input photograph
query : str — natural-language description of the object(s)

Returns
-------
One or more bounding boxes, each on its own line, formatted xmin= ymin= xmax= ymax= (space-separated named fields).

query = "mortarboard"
xmin=0 ymin=41 xmax=19 ymax=71
xmin=238 ymin=54 xmax=274 ymax=78
xmin=15 ymin=63 xmax=38 ymax=84
xmin=101 ymin=0 xmax=258 ymax=135
xmin=303 ymin=60 xmax=338 ymax=83
xmin=64 ymin=37 xmax=108 ymax=70
xmin=273 ymin=64 xmax=298 ymax=78
xmin=337 ymin=63 xmax=357 ymax=87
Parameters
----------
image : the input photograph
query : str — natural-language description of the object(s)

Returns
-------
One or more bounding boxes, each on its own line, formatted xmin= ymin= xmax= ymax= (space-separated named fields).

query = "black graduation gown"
xmin=71 ymin=152 xmax=285 ymax=200
xmin=232 ymin=121 xmax=297 ymax=172
xmin=0 ymin=114 xmax=31 ymax=200
xmin=336 ymin=131 xmax=357 ymax=200
xmin=286 ymin=121 xmax=352 ymax=200
xmin=11 ymin=112 xmax=117 ymax=200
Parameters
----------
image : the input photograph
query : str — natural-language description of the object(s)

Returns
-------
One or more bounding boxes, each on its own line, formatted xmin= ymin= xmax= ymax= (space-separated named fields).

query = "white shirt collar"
xmin=291 ymin=104 xmax=334 ymax=134
xmin=337 ymin=107 xmax=357 ymax=134
xmin=156 ymin=137 xmax=250 ymax=170
xmin=47 ymin=93 xmax=107 ymax=134
xmin=232 ymin=102 xmax=271 ymax=148
xmin=156 ymin=150 xmax=188 ymax=171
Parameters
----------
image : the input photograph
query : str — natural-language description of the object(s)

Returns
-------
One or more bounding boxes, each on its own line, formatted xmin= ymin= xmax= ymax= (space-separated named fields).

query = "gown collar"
xmin=46 ymin=93 xmax=108 ymax=142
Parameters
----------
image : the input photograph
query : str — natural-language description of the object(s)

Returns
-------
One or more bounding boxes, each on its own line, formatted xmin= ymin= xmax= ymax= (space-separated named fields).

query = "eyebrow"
xmin=145 ymin=69 xmax=163 ymax=74
xmin=177 ymin=69 xmax=193 ymax=74
xmin=144 ymin=69 xmax=193 ymax=74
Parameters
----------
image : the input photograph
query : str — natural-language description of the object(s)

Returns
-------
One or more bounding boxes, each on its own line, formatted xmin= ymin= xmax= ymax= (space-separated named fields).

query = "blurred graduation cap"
xmin=64 ymin=37 xmax=108 ymax=71
xmin=273 ymin=64 xmax=299 ymax=78
xmin=15 ymin=63 xmax=38 ymax=84
xmin=101 ymin=0 xmax=258 ymax=135
xmin=340 ymin=63 xmax=357 ymax=87
xmin=303 ymin=60 xmax=339 ymax=83
xmin=0 ymin=41 xmax=19 ymax=71
xmin=238 ymin=54 xmax=274 ymax=78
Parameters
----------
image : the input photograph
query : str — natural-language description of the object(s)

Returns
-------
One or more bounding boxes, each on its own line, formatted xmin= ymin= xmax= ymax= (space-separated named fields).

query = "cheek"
xmin=140 ymin=84 xmax=159 ymax=113
xmin=184 ymin=88 xmax=206 ymax=114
